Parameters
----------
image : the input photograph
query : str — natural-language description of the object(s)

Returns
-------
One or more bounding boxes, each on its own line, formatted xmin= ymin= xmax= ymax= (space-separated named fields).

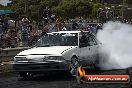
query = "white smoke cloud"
xmin=97 ymin=21 xmax=132 ymax=70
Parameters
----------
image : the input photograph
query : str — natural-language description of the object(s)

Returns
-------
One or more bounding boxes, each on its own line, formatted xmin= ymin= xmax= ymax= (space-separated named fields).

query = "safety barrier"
xmin=0 ymin=47 xmax=30 ymax=73
xmin=0 ymin=47 xmax=30 ymax=61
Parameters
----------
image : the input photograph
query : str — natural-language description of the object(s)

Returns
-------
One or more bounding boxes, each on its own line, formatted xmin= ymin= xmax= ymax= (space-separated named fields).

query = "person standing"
xmin=21 ymin=16 xmax=30 ymax=47
xmin=5 ymin=29 xmax=18 ymax=48
xmin=56 ymin=16 xmax=62 ymax=31
xmin=0 ymin=34 xmax=5 ymax=48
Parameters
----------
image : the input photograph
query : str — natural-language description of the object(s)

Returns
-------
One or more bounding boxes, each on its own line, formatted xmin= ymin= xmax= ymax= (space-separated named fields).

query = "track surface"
xmin=0 ymin=69 xmax=132 ymax=88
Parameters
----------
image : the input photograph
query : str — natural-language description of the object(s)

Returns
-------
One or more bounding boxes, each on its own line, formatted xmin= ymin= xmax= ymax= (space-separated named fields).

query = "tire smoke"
xmin=97 ymin=21 xmax=132 ymax=70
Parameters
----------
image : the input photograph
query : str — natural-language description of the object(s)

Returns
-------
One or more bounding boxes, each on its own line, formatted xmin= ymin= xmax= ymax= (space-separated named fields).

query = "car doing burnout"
xmin=13 ymin=31 xmax=100 ymax=78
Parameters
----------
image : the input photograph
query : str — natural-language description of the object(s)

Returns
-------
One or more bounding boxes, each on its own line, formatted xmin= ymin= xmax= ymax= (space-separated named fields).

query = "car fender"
xmin=62 ymin=47 xmax=79 ymax=61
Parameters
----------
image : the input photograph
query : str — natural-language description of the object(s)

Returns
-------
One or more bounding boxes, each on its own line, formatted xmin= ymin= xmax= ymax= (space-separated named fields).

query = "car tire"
xmin=19 ymin=72 xmax=33 ymax=79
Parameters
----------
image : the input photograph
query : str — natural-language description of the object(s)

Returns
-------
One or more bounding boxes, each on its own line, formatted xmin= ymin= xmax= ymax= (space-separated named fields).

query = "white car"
xmin=13 ymin=31 xmax=100 ymax=78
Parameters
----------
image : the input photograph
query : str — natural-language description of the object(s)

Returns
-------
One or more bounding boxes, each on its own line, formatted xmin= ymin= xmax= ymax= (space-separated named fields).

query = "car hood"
xmin=17 ymin=46 xmax=77 ymax=56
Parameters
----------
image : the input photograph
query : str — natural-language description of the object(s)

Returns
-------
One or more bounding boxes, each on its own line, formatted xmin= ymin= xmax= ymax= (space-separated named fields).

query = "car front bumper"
xmin=13 ymin=60 xmax=70 ymax=72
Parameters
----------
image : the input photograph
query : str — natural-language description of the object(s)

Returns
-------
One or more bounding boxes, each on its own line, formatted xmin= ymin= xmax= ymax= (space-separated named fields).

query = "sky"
xmin=0 ymin=0 xmax=11 ymax=6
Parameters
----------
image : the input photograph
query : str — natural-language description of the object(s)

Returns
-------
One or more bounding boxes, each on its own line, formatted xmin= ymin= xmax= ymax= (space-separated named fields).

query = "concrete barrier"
xmin=0 ymin=47 xmax=30 ymax=62
xmin=0 ymin=47 xmax=30 ymax=73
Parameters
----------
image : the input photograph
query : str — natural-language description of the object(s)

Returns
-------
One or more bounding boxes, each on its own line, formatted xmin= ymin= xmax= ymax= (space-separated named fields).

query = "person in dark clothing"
xmin=80 ymin=33 xmax=87 ymax=44
xmin=43 ymin=8 xmax=48 ymax=18
xmin=43 ymin=7 xmax=49 ymax=24
xmin=28 ymin=24 xmax=33 ymax=32
xmin=47 ymin=8 xmax=52 ymax=19
xmin=41 ymin=29 xmax=47 ymax=36
xmin=5 ymin=29 xmax=17 ymax=48
xmin=72 ymin=21 xmax=78 ymax=30
xmin=21 ymin=24 xmax=29 ymax=46
xmin=2 ymin=20 xmax=9 ymax=33
xmin=0 ymin=34 xmax=5 ymax=48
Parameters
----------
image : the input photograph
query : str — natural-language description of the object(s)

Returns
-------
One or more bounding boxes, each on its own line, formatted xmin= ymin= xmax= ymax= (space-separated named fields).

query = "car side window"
xmin=84 ymin=33 xmax=97 ymax=46
xmin=79 ymin=33 xmax=89 ymax=47
xmin=79 ymin=32 xmax=98 ymax=47
xmin=88 ymin=34 xmax=98 ymax=46
xmin=87 ymin=36 xmax=95 ymax=46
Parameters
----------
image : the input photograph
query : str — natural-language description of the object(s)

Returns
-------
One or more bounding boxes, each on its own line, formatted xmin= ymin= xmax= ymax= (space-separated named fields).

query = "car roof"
xmin=51 ymin=31 xmax=90 ymax=34
xmin=52 ymin=31 xmax=80 ymax=33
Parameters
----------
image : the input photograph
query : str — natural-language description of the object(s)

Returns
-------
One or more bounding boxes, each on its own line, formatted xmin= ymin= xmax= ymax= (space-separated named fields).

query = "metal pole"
xmin=74 ymin=0 xmax=76 ymax=18
xmin=24 ymin=0 xmax=27 ymax=15
xmin=122 ymin=0 xmax=125 ymax=19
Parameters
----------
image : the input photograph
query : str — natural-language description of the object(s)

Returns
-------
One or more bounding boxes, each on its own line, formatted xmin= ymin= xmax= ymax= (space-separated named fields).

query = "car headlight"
xmin=14 ymin=57 xmax=28 ymax=62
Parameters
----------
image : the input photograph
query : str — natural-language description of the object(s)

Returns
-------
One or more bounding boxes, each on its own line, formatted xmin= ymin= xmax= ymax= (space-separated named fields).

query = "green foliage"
xmin=53 ymin=0 xmax=93 ymax=19
xmin=92 ymin=3 xmax=103 ymax=18
xmin=126 ymin=0 xmax=132 ymax=4
xmin=6 ymin=0 xmax=106 ymax=20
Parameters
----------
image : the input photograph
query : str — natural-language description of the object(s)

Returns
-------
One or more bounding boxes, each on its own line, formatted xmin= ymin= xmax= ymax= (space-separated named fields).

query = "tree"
xmin=6 ymin=0 xmax=110 ymax=20
xmin=126 ymin=0 xmax=132 ymax=4
xmin=8 ymin=0 xmax=61 ymax=21
xmin=53 ymin=0 xmax=93 ymax=19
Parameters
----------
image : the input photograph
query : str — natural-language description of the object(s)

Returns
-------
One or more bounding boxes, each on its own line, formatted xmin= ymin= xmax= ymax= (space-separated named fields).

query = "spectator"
xmin=0 ymin=34 xmax=5 ymax=48
xmin=5 ymin=30 xmax=12 ymax=48
xmin=43 ymin=23 xmax=49 ymax=32
xmin=50 ymin=14 xmax=56 ymax=23
xmin=30 ymin=27 xmax=41 ymax=46
xmin=62 ymin=25 xmax=67 ymax=31
xmin=0 ymin=22 xmax=2 ymax=34
xmin=48 ymin=23 xmax=58 ymax=32
xmin=62 ymin=22 xmax=68 ymax=31
xmin=28 ymin=24 xmax=33 ymax=32
xmin=91 ymin=26 xmax=97 ymax=34
xmin=21 ymin=24 xmax=29 ymax=47
xmin=72 ymin=21 xmax=78 ymax=30
xmin=43 ymin=7 xmax=48 ymax=18
xmin=22 ymin=16 xmax=30 ymax=24
xmin=86 ymin=25 xmax=91 ymax=32
xmin=56 ymin=16 xmax=62 ymax=31
xmin=41 ymin=29 xmax=47 ymax=37
xmin=21 ymin=16 xmax=30 ymax=47
xmin=44 ymin=18 xmax=48 ymax=25
xmin=47 ymin=8 xmax=52 ymax=19
xmin=5 ymin=29 xmax=18 ymax=48
xmin=3 ymin=20 xmax=9 ymax=33
xmin=43 ymin=7 xmax=53 ymax=24
xmin=10 ymin=29 xmax=18 ymax=47
xmin=96 ymin=24 xmax=102 ymax=33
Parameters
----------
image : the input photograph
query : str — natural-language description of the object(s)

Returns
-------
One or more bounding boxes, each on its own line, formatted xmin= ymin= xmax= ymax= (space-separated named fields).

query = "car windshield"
xmin=36 ymin=33 xmax=78 ymax=47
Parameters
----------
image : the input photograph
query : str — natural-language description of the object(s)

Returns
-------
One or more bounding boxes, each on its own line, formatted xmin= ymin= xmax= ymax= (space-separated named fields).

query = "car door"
xmin=78 ymin=32 xmax=92 ymax=66
xmin=86 ymin=33 xmax=99 ymax=65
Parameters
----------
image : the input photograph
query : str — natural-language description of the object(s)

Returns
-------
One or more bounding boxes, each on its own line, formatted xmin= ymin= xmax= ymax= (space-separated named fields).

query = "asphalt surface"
xmin=0 ymin=69 xmax=132 ymax=88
